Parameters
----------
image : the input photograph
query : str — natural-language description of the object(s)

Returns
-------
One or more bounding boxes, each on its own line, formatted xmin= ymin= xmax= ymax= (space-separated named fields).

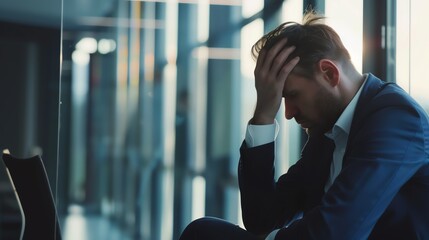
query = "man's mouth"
xmin=295 ymin=118 xmax=304 ymax=125
xmin=296 ymin=119 xmax=311 ymax=129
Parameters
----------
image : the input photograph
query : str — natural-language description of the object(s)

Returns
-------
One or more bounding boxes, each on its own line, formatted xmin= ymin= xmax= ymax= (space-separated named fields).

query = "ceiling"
xmin=0 ymin=0 xmax=115 ymax=29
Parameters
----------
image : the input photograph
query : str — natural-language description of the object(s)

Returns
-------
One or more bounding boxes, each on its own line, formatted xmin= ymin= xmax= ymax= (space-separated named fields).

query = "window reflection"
xmin=325 ymin=0 xmax=363 ymax=72
xmin=396 ymin=0 xmax=429 ymax=112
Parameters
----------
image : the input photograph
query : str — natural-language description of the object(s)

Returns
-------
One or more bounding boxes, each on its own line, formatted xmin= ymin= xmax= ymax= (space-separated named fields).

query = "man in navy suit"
xmin=179 ymin=11 xmax=429 ymax=240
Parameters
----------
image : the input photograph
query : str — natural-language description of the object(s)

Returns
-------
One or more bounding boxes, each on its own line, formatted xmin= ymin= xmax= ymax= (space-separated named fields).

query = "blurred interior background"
xmin=0 ymin=0 xmax=428 ymax=239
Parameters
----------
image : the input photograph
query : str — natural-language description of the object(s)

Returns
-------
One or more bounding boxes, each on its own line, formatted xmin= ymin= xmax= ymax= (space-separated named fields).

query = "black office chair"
xmin=2 ymin=152 xmax=62 ymax=240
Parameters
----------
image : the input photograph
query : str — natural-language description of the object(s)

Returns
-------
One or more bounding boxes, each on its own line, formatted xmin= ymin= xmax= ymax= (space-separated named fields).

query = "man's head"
xmin=252 ymin=11 xmax=362 ymax=134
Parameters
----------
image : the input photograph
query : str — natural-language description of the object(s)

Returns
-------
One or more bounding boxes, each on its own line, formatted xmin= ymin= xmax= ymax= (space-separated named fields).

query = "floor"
xmin=61 ymin=205 xmax=132 ymax=240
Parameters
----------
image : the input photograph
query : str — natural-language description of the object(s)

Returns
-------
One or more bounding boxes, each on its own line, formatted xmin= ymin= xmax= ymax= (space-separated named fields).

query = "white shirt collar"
xmin=325 ymin=74 xmax=368 ymax=140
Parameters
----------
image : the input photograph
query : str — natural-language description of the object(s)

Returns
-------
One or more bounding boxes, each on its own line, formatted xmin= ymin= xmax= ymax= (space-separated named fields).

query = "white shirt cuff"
xmin=245 ymin=120 xmax=279 ymax=148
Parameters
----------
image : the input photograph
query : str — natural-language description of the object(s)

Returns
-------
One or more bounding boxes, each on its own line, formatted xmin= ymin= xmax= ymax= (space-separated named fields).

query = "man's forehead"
xmin=283 ymin=74 xmax=301 ymax=93
xmin=284 ymin=72 xmax=314 ymax=92
xmin=285 ymin=72 xmax=309 ymax=84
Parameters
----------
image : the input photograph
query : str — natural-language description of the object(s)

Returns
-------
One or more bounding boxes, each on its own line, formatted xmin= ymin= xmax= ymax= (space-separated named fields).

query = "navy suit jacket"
xmin=238 ymin=74 xmax=429 ymax=239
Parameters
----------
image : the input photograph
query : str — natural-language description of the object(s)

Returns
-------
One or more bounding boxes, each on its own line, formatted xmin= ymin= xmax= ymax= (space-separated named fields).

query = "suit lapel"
xmin=344 ymin=73 xmax=392 ymax=166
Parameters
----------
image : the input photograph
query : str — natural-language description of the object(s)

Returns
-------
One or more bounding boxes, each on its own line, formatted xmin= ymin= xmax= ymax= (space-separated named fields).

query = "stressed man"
xmin=180 ymin=11 xmax=429 ymax=240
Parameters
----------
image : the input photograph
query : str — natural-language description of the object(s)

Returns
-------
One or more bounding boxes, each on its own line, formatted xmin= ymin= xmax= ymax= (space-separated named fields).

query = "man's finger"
xmin=278 ymin=56 xmax=300 ymax=80
xmin=270 ymin=45 xmax=296 ymax=75
xmin=258 ymin=38 xmax=289 ymax=72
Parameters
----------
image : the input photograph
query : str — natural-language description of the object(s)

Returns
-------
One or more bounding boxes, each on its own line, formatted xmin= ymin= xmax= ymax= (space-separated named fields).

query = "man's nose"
xmin=285 ymin=101 xmax=298 ymax=120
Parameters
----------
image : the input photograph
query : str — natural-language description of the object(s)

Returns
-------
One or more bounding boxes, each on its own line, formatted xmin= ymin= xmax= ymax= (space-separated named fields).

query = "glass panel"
xmin=325 ymin=0 xmax=363 ymax=72
xmin=396 ymin=0 xmax=429 ymax=112
xmin=60 ymin=0 xmax=139 ymax=238
xmin=57 ymin=0 xmax=268 ymax=239
xmin=0 ymin=1 xmax=62 ymax=239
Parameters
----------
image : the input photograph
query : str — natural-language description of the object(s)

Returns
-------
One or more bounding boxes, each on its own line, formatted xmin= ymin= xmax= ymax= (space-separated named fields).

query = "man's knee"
xmin=180 ymin=217 xmax=213 ymax=239
xmin=180 ymin=217 xmax=232 ymax=240
xmin=184 ymin=217 xmax=216 ymax=231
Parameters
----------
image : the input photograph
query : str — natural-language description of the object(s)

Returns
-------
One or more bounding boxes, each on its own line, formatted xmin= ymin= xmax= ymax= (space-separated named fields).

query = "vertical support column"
xmin=385 ymin=0 xmax=396 ymax=83
xmin=303 ymin=0 xmax=325 ymax=12
xmin=206 ymin=3 xmax=243 ymax=224
xmin=137 ymin=2 xmax=156 ymax=239
xmin=122 ymin=0 xmax=142 ymax=234
xmin=174 ymin=2 xmax=200 ymax=237
xmin=206 ymin=3 xmax=232 ymax=222
xmin=187 ymin=0 xmax=209 ymax=221
xmin=23 ymin=43 xmax=39 ymax=157
xmin=176 ymin=1 xmax=210 ymax=234
xmin=70 ymin=49 xmax=89 ymax=203
xmin=395 ymin=0 xmax=409 ymax=90
xmin=363 ymin=0 xmax=387 ymax=80
xmin=154 ymin=1 xmax=178 ymax=240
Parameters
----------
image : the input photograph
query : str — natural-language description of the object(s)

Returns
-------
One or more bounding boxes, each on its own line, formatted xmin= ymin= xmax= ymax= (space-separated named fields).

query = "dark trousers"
xmin=179 ymin=217 xmax=264 ymax=240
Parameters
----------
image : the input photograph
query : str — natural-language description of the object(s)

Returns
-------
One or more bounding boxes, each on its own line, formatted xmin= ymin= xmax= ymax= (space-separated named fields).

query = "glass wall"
xmin=59 ymin=0 xmax=429 ymax=237
xmin=2 ymin=0 xmax=429 ymax=240
xmin=57 ymin=1 xmax=307 ymax=239
xmin=396 ymin=0 xmax=429 ymax=112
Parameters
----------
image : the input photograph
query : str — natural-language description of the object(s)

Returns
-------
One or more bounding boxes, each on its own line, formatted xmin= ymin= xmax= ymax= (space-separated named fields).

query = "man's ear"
xmin=318 ymin=59 xmax=340 ymax=86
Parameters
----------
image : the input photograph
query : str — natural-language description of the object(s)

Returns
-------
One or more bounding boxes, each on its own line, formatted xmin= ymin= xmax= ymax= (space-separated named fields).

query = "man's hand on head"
xmin=252 ymin=38 xmax=300 ymax=125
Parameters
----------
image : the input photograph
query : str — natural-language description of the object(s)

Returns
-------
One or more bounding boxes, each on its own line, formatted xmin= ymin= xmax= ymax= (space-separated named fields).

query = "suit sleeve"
xmin=275 ymin=106 xmax=428 ymax=239
xmin=238 ymin=141 xmax=300 ymax=235
xmin=238 ymin=134 xmax=332 ymax=236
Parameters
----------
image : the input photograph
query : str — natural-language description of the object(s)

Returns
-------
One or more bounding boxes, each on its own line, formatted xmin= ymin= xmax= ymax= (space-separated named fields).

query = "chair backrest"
xmin=2 ymin=153 xmax=62 ymax=240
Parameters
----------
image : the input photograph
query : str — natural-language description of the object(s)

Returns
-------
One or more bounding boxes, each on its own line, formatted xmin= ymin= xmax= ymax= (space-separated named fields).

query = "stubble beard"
xmin=306 ymin=88 xmax=343 ymax=136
